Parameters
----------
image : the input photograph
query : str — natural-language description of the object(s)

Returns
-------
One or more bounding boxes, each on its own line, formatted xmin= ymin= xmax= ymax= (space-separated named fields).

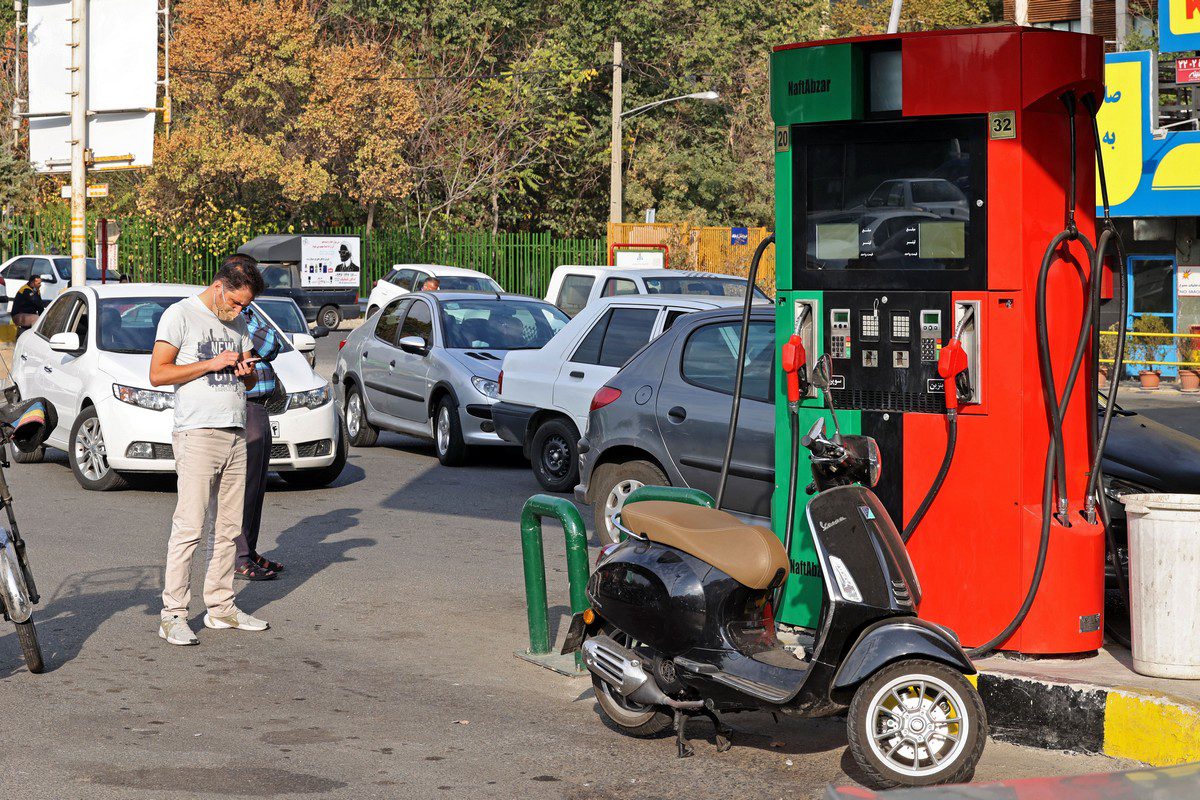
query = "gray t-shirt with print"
xmin=155 ymin=295 xmax=252 ymax=431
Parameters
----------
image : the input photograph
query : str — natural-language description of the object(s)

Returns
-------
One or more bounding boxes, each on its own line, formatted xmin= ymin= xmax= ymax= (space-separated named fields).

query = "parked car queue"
xmin=8 ymin=264 xmax=1194 ymax=564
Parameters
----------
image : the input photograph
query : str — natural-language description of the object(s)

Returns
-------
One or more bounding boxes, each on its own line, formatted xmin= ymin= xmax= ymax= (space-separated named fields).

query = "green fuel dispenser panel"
xmin=769 ymin=43 xmax=865 ymax=630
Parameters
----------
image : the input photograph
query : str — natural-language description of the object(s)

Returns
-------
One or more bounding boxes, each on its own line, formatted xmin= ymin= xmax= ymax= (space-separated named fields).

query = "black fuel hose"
xmin=717 ymin=233 xmax=775 ymax=510
xmin=775 ymin=409 xmax=801 ymax=614
xmin=901 ymin=410 xmax=957 ymax=543
xmin=1082 ymin=93 xmax=1133 ymax=647
xmin=968 ymin=92 xmax=1099 ymax=658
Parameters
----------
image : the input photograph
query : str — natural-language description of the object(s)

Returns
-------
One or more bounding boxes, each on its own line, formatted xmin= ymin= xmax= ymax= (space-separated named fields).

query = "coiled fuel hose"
xmin=968 ymin=91 xmax=1116 ymax=658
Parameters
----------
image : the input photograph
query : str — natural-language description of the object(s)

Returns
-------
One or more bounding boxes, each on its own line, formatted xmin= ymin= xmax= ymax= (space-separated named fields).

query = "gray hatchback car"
xmin=334 ymin=291 xmax=569 ymax=465
xmin=576 ymin=306 xmax=774 ymax=541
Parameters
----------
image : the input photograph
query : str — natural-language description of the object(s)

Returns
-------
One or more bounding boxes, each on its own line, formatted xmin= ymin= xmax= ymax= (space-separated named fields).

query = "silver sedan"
xmin=333 ymin=291 xmax=568 ymax=465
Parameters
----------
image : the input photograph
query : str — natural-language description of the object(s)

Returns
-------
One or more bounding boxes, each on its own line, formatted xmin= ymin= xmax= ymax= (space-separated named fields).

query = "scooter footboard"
xmin=830 ymin=617 xmax=974 ymax=698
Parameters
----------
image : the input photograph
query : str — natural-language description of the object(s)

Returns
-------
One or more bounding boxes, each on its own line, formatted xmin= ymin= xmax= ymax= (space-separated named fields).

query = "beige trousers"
xmin=162 ymin=427 xmax=247 ymax=619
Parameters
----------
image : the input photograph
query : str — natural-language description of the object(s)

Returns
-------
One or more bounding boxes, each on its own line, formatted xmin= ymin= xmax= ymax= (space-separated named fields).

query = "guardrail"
xmin=1099 ymin=329 xmax=1200 ymax=368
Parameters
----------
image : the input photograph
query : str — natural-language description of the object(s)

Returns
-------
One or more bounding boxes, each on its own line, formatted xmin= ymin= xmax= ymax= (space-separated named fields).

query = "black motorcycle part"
xmin=831 ymin=617 xmax=975 ymax=701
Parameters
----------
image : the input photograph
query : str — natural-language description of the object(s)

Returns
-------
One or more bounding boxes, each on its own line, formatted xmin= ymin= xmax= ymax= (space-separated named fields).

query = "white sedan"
xmin=364 ymin=264 xmax=501 ymax=318
xmin=10 ymin=283 xmax=345 ymax=491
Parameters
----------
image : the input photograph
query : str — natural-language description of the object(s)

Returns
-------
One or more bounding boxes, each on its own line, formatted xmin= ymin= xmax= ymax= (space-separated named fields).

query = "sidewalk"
xmin=973 ymin=645 xmax=1200 ymax=766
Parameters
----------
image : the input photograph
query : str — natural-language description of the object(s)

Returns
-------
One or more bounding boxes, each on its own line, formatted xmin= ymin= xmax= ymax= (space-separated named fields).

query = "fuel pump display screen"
xmin=791 ymin=117 xmax=987 ymax=291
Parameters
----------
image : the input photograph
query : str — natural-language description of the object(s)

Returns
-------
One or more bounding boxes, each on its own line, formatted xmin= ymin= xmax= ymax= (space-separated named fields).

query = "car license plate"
xmin=270 ymin=420 xmax=281 ymax=438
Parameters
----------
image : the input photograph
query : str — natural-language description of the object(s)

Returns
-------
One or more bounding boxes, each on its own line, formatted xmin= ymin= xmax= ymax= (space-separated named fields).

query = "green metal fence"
xmin=0 ymin=210 xmax=605 ymax=297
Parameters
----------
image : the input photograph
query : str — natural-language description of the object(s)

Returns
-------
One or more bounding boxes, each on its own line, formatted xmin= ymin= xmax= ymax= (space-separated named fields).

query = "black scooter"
xmin=564 ymin=355 xmax=986 ymax=789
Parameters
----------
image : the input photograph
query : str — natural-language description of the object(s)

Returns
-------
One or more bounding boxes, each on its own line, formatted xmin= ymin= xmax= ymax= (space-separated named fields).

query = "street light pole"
xmin=69 ymin=0 xmax=88 ymax=287
xmin=609 ymin=40 xmax=623 ymax=225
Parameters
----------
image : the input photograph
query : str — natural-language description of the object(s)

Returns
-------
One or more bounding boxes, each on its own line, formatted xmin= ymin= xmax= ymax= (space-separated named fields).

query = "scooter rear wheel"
xmin=847 ymin=659 xmax=986 ymax=789
xmin=590 ymin=628 xmax=672 ymax=738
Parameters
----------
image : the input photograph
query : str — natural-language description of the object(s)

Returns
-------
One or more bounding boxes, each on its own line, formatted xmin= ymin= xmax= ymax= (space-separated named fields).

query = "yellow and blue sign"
xmin=1097 ymin=51 xmax=1200 ymax=217
xmin=1161 ymin=0 xmax=1200 ymax=53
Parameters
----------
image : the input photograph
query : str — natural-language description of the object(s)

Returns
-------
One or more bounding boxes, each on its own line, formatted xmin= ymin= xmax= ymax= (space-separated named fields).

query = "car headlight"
xmin=471 ymin=376 xmax=500 ymax=399
xmin=287 ymin=385 xmax=332 ymax=411
xmin=113 ymin=383 xmax=174 ymax=411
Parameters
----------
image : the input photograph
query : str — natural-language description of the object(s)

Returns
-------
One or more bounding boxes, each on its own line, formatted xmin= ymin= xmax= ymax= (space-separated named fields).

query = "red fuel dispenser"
xmin=770 ymin=28 xmax=1118 ymax=654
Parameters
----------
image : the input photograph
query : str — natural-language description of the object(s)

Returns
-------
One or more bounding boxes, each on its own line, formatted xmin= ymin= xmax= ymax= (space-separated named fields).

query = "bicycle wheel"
xmin=15 ymin=619 xmax=43 ymax=674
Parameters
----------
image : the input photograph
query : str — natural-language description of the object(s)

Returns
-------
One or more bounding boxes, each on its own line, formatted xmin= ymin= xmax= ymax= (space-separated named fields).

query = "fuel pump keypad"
xmin=822 ymin=293 xmax=951 ymax=414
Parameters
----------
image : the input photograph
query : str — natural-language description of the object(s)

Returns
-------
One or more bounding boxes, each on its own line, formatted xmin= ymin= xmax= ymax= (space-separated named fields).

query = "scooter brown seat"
xmin=620 ymin=501 xmax=789 ymax=590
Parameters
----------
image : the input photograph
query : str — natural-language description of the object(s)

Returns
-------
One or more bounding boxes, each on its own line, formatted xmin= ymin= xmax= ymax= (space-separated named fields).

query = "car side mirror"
xmin=811 ymin=354 xmax=832 ymax=390
xmin=398 ymin=335 xmax=428 ymax=355
xmin=48 ymin=331 xmax=81 ymax=353
xmin=292 ymin=333 xmax=317 ymax=353
xmin=312 ymin=325 xmax=330 ymax=338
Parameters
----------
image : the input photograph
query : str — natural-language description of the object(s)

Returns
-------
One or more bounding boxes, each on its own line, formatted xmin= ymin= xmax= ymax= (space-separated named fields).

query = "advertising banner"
xmin=1096 ymin=51 xmax=1200 ymax=217
xmin=1161 ymin=0 xmax=1200 ymax=53
xmin=300 ymin=236 xmax=361 ymax=288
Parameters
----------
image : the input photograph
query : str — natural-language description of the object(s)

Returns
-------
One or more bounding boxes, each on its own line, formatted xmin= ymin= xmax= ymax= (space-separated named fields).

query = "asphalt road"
xmin=0 ymin=336 xmax=1132 ymax=799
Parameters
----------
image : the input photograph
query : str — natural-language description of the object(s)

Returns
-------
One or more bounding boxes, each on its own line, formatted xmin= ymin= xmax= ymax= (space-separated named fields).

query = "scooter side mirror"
xmin=811 ymin=354 xmax=833 ymax=391
xmin=805 ymin=417 xmax=826 ymax=443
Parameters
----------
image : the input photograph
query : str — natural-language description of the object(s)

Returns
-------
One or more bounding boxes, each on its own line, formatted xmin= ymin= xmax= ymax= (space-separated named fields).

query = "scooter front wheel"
xmin=15 ymin=619 xmax=43 ymax=674
xmin=847 ymin=659 xmax=986 ymax=789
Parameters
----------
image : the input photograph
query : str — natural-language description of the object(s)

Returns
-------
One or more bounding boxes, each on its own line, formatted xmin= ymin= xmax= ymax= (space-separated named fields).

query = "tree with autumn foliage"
xmin=138 ymin=0 xmax=420 ymax=237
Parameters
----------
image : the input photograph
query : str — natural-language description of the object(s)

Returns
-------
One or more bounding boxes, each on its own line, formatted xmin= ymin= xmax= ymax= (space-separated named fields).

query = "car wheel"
xmin=318 ymin=305 xmax=342 ymax=330
xmin=344 ymin=384 xmax=378 ymax=447
xmin=280 ymin=416 xmax=348 ymax=489
xmin=434 ymin=395 xmax=468 ymax=466
xmin=68 ymin=406 xmax=129 ymax=491
xmin=530 ymin=418 xmax=580 ymax=493
xmin=590 ymin=460 xmax=668 ymax=544
xmin=7 ymin=442 xmax=44 ymax=464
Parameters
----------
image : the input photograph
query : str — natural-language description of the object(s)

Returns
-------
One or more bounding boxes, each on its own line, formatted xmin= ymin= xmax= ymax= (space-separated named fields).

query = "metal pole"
xmin=1114 ymin=0 xmax=1128 ymax=51
xmin=12 ymin=0 xmax=23 ymax=139
xmin=69 ymin=0 xmax=87 ymax=287
xmin=608 ymin=40 xmax=622 ymax=225
xmin=1080 ymin=0 xmax=1093 ymax=34
xmin=886 ymin=0 xmax=903 ymax=34
xmin=1014 ymin=0 xmax=1029 ymax=26
xmin=99 ymin=218 xmax=107 ymax=283
xmin=519 ymin=501 xmax=551 ymax=655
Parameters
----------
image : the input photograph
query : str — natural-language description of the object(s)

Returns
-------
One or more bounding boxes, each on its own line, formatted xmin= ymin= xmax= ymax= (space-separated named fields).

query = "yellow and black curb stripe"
xmin=972 ymin=670 xmax=1200 ymax=765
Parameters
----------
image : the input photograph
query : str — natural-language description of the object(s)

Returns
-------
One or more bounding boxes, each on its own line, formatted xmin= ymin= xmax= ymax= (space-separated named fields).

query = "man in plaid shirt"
xmin=234 ymin=308 xmax=286 ymax=580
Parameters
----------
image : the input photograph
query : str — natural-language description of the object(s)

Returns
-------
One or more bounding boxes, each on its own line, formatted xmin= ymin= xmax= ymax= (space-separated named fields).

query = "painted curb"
xmin=976 ymin=669 xmax=1200 ymax=765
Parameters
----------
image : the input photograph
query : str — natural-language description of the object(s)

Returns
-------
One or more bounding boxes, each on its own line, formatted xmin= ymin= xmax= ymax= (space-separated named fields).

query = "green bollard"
xmin=622 ymin=485 xmax=715 ymax=509
xmin=518 ymin=494 xmax=590 ymax=675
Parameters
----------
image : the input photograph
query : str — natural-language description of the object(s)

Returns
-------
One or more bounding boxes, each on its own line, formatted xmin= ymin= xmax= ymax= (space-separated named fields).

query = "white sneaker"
xmin=159 ymin=615 xmax=199 ymax=646
xmin=203 ymin=609 xmax=269 ymax=632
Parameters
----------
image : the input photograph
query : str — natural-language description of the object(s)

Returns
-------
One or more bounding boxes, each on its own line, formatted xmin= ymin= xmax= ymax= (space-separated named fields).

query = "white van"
xmin=544 ymin=265 xmax=768 ymax=317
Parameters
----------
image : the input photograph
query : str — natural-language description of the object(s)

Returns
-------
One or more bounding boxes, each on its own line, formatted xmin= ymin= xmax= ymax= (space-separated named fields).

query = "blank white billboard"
xmin=26 ymin=0 xmax=159 ymax=172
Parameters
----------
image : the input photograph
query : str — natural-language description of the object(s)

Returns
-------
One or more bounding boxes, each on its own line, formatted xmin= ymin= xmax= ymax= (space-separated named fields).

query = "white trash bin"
xmin=1123 ymin=493 xmax=1200 ymax=679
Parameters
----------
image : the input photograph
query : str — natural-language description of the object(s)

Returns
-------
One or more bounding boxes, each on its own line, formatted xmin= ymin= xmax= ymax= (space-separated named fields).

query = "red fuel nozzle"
xmin=782 ymin=334 xmax=806 ymax=405
xmin=937 ymin=338 xmax=969 ymax=411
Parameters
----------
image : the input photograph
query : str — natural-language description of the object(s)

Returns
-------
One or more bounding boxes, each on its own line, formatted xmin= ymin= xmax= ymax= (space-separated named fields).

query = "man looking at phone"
xmin=150 ymin=254 xmax=269 ymax=645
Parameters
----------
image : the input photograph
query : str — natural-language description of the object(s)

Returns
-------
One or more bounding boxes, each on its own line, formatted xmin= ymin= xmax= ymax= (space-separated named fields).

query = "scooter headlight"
xmin=866 ymin=437 xmax=882 ymax=488
xmin=828 ymin=555 xmax=863 ymax=603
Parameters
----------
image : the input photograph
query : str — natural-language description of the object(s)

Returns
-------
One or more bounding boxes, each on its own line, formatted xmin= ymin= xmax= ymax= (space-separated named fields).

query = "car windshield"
xmin=53 ymin=257 xmax=121 ymax=281
xmin=642 ymin=276 xmax=768 ymax=300
xmin=440 ymin=298 xmax=568 ymax=350
xmin=256 ymin=298 xmax=308 ymax=333
xmin=435 ymin=276 xmax=502 ymax=292
xmin=98 ymin=297 xmax=178 ymax=353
